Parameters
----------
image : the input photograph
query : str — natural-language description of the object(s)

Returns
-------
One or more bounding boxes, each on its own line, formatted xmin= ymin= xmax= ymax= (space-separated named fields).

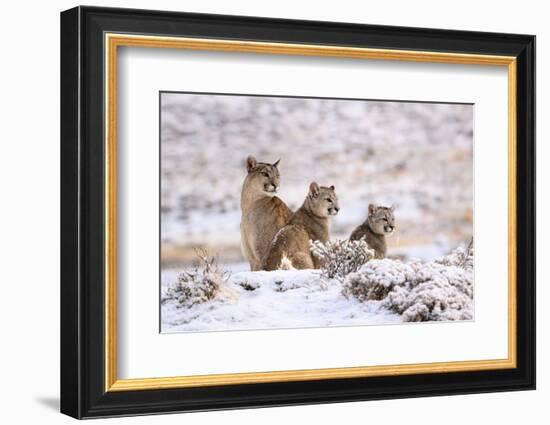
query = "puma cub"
xmin=264 ymin=182 xmax=339 ymax=270
xmin=240 ymin=156 xmax=292 ymax=271
xmin=349 ymin=204 xmax=395 ymax=259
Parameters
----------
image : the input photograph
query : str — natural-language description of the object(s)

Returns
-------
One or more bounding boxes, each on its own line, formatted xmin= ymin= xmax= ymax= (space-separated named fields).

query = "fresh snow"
xmin=161 ymin=269 xmax=401 ymax=333
xmin=161 ymin=244 xmax=473 ymax=333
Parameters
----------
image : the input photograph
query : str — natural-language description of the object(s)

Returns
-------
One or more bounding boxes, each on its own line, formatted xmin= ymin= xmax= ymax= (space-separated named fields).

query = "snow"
xmin=161 ymin=244 xmax=473 ymax=333
xmin=161 ymin=268 xmax=401 ymax=333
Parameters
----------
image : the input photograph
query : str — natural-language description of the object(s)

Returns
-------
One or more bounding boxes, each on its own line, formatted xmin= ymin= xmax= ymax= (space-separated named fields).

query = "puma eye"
xmin=326 ymin=198 xmax=332 ymax=203
xmin=262 ymin=172 xmax=269 ymax=177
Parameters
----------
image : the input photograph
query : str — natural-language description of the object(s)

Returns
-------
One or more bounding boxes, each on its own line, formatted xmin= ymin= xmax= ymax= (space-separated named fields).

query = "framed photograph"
xmin=60 ymin=6 xmax=535 ymax=419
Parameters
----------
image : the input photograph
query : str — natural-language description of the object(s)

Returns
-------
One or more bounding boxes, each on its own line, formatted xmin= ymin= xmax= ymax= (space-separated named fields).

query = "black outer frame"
xmin=60 ymin=5 xmax=536 ymax=419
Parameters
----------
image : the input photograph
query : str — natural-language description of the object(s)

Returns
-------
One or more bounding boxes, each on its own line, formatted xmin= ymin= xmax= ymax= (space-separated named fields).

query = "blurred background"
xmin=160 ymin=92 xmax=473 ymax=272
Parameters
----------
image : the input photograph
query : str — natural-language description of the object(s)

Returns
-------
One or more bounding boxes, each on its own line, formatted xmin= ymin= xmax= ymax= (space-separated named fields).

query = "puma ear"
xmin=368 ymin=203 xmax=377 ymax=216
xmin=329 ymin=185 xmax=335 ymax=191
xmin=246 ymin=155 xmax=257 ymax=173
xmin=309 ymin=182 xmax=320 ymax=197
xmin=273 ymin=159 xmax=280 ymax=168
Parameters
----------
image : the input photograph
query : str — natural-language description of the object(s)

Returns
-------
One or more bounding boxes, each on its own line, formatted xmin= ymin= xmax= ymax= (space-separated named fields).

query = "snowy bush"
xmin=162 ymin=249 xmax=234 ymax=307
xmin=233 ymin=278 xmax=260 ymax=291
xmin=310 ymin=238 xmax=375 ymax=280
xmin=343 ymin=243 xmax=474 ymax=321
xmin=436 ymin=238 xmax=474 ymax=271
xmin=342 ymin=259 xmax=417 ymax=301
xmin=385 ymin=262 xmax=473 ymax=321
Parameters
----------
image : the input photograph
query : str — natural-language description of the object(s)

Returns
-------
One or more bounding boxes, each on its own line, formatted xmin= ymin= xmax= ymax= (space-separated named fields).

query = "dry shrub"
xmin=342 ymin=259 xmax=416 ymax=301
xmin=162 ymin=248 xmax=233 ymax=307
xmin=343 ymin=243 xmax=474 ymax=322
xmin=436 ymin=238 xmax=474 ymax=271
xmin=310 ymin=238 xmax=374 ymax=280
xmin=384 ymin=261 xmax=473 ymax=321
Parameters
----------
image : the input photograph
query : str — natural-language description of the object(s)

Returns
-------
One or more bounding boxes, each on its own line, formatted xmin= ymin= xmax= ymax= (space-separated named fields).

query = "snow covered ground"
xmin=161 ymin=268 xmax=402 ymax=333
xmin=161 ymin=244 xmax=473 ymax=333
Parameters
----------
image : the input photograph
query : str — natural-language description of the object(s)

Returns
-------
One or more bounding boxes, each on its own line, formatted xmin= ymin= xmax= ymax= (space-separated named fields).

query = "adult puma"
xmin=240 ymin=156 xmax=292 ymax=271
xmin=264 ymin=183 xmax=339 ymax=270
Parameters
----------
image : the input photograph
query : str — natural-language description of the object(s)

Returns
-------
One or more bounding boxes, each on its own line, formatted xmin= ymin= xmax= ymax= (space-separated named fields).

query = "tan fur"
xmin=240 ymin=156 xmax=292 ymax=271
xmin=264 ymin=183 xmax=339 ymax=270
xmin=349 ymin=204 xmax=395 ymax=259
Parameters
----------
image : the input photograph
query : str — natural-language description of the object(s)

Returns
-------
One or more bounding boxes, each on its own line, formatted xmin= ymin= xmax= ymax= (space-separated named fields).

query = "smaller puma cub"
xmin=349 ymin=204 xmax=395 ymax=259
xmin=264 ymin=182 xmax=339 ymax=270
